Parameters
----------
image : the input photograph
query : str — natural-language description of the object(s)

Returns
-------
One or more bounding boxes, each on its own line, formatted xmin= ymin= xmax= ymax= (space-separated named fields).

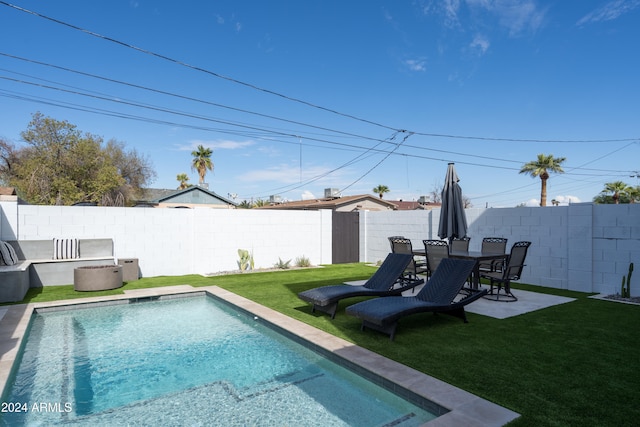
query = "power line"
xmin=0 ymin=52 xmax=394 ymax=146
xmin=3 ymin=62 xmax=636 ymax=178
xmin=2 ymin=79 xmax=633 ymax=181
xmin=0 ymin=1 xmax=400 ymax=133
xmin=2 ymin=2 xmax=638 ymax=145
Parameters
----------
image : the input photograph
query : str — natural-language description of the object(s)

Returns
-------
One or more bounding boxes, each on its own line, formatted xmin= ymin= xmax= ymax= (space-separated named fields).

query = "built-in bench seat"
xmin=0 ymin=239 xmax=115 ymax=303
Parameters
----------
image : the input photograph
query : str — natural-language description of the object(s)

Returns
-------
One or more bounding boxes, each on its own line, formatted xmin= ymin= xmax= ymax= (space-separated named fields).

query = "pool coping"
xmin=0 ymin=286 xmax=519 ymax=426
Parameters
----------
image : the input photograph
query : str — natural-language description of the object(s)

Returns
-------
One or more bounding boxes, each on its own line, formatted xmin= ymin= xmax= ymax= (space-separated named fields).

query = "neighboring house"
xmin=136 ymin=186 xmax=237 ymax=209
xmin=0 ymin=187 xmax=17 ymax=198
xmin=0 ymin=187 xmax=25 ymax=204
xmin=391 ymin=200 xmax=441 ymax=211
xmin=259 ymin=194 xmax=397 ymax=212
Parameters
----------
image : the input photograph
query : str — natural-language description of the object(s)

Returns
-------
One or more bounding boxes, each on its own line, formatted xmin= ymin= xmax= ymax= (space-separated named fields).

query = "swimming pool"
xmin=1 ymin=292 xmax=438 ymax=426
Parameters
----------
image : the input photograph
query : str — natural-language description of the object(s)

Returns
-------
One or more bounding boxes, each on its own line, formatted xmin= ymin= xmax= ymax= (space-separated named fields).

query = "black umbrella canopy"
xmin=438 ymin=163 xmax=468 ymax=242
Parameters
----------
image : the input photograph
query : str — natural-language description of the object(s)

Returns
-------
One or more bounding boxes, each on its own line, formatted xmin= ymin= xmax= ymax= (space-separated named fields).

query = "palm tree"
xmin=191 ymin=145 xmax=213 ymax=185
xmin=519 ymin=154 xmax=566 ymax=207
xmin=628 ymin=186 xmax=640 ymax=203
xmin=176 ymin=173 xmax=190 ymax=190
xmin=372 ymin=184 xmax=390 ymax=199
xmin=594 ymin=181 xmax=633 ymax=204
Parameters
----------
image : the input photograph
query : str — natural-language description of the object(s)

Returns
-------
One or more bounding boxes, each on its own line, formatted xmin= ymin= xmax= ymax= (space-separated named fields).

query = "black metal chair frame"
xmin=422 ymin=239 xmax=450 ymax=279
xmin=450 ymin=237 xmax=471 ymax=252
xmin=480 ymin=241 xmax=531 ymax=302
xmin=389 ymin=237 xmax=428 ymax=280
xmin=479 ymin=237 xmax=508 ymax=273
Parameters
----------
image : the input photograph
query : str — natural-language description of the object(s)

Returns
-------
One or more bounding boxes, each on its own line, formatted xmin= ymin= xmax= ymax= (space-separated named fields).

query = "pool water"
xmin=1 ymin=295 xmax=437 ymax=426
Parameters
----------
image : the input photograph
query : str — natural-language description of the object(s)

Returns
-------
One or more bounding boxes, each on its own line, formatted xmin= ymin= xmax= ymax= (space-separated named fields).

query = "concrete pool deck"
xmin=0 ymin=286 xmax=519 ymax=426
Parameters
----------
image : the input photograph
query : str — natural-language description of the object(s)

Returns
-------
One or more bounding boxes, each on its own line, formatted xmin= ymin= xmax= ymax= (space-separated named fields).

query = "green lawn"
xmin=9 ymin=264 xmax=640 ymax=426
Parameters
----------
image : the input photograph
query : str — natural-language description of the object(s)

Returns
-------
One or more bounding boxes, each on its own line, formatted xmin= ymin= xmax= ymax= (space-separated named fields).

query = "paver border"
xmin=0 ymin=286 xmax=519 ymax=426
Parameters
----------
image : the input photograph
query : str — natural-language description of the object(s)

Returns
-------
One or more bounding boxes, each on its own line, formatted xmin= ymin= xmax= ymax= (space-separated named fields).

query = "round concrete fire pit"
xmin=74 ymin=265 xmax=123 ymax=291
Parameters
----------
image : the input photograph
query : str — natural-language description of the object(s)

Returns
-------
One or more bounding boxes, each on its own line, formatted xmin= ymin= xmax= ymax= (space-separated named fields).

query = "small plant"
xmin=621 ymin=262 xmax=634 ymax=298
xmin=294 ymin=255 xmax=311 ymax=268
xmin=237 ymin=249 xmax=254 ymax=271
xmin=274 ymin=257 xmax=291 ymax=269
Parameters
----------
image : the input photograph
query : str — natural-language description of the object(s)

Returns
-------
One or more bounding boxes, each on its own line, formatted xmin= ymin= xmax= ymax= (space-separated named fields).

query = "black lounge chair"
xmin=389 ymin=237 xmax=428 ymax=280
xmin=346 ymin=258 xmax=486 ymax=340
xmin=298 ymin=253 xmax=423 ymax=319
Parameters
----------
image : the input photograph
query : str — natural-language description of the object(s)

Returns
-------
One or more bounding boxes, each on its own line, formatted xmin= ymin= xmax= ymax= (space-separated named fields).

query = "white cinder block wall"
xmin=360 ymin=204 xmax=640 ymax=296
xmin=1 ymin=199 xmax=639 ymax=295
xmin=0 ymin=203 xmax=332 ymax=277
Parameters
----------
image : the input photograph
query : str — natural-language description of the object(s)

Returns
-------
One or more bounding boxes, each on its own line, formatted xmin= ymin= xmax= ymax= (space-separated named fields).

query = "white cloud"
xmin=301 ymin=190 xmax=316 ymax=200
xmin=467 ymin=0 xmax=546 ymax=35
xmin=424 ymin=0 xmax=546 ymax=36
xmin=521 ymin=195 xmax=581 ymax=207
xmin=552 ymin=195 xmax=581 ymax=205
xmin=577 ymin=0 xmax=640 ymax=25
xmin=404 ymin=58 xmax=427 ymax=72
xmin=470 ymin=34 xmax=490 ymax=55
xmin=419 ymin=0 xmax=462 ymax=28
xmin=237 ymin=164 xmax=348 ymax=187
xmin=215 ymin=14 xmax=225 ymax=25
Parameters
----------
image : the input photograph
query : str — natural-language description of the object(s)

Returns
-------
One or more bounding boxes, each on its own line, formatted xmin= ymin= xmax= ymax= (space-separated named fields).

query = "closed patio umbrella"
xmin=438 ymin=163 xmax=468 ymax=243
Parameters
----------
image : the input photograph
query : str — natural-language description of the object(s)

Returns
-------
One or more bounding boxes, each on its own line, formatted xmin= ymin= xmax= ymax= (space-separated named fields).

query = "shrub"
xmin=274 ymin=257 xmax=291 ymax=269
xmin=295 ymin=255 xmax=311 ymax=268
xmin=237 ymin=249 xmax=254 ymax=271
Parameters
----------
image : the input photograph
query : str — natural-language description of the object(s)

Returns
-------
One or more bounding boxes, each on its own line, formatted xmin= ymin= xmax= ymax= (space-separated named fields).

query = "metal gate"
xmin=332 ymin=211 xmax=359 ymax=264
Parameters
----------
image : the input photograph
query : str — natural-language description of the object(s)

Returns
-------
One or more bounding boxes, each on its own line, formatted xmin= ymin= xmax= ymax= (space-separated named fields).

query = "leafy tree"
xmin=372 ymin=184 xmax=390 ymax=199
xmin=1 ymin=113 xmax=155 ymax=205
xmin=0 ymin=137 xmax=19 ymax=185
xmin=519 ymin=154 xmax=566 ymax=207
xmin=237 ymin=200 xmax=253 ymax=209
xmin=191 ymin=145 xmax=213 ymax=185
xmin=103 ymin=139 xmax=156 ymax=204
xmin=176 ymin=173 xmax=190 ymax=189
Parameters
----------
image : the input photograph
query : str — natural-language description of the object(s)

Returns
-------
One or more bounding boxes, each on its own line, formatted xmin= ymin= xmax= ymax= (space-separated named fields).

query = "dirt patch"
xmin=205 ymin=266 xmax=319 ymax=277
xmin=603 ymin=294 xmax=640 ymax=305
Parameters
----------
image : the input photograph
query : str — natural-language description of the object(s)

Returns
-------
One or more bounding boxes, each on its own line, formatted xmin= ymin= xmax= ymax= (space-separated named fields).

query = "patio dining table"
xmin=413 ymin=248 xmax=508 ymax=290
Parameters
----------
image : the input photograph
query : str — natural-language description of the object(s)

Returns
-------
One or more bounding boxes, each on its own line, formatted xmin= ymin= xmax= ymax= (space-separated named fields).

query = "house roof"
xmin=0 ymin=187 xmax=17 ymax=196
xmin=391 ymin=200 xmax=441 ymax=210
xmin=258 ymin=194 xmax=398 ymax=211
xmin=138 ymin=186 xmax=237 ymax=206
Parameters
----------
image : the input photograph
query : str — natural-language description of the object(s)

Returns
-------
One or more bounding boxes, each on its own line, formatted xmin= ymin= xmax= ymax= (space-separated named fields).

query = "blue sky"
xmin=1 ymin=0 xmax=639 ymax=207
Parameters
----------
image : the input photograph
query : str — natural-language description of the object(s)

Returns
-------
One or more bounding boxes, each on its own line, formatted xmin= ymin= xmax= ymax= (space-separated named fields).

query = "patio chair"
xmin=422 ymin=240 xmax=450 ymax=278
xmin=450 ymin=237 xmax=471 ymax=252
xmin=346 ymin=258 xmax=486 ymax=340
xmin=479 ymin=237 xmax=508 ymax=273
xmin=480 ymin=241 xmax=531 ymax=302
xmin=389 ymin=237 xmax=428 ymax=279
xmin=298 ymin=253 xmax=423 ymax=319
xmin=387 ymin=236 xmax=405 ymax=251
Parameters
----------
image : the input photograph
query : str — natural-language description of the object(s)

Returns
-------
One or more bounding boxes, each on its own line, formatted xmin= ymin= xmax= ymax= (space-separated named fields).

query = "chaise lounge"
xmin=298 ymin=253 xmax=423 ymax=319
xmin=346 ymin=258 xmax=486 ymax=340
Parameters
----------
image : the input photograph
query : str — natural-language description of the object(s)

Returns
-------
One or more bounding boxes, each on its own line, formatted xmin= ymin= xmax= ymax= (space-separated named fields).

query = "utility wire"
xmin=3 ymin=60 xmax=636 ymax=176
xmin=0 ymin=52 xmax=392 ymax=146
xmin=0 ymin=1 xmax=400 ymax=133
xmin=2 ymin=2 xmax=638 ymax=145
xmin=1 ymin=79 xmax=632 ymax=180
